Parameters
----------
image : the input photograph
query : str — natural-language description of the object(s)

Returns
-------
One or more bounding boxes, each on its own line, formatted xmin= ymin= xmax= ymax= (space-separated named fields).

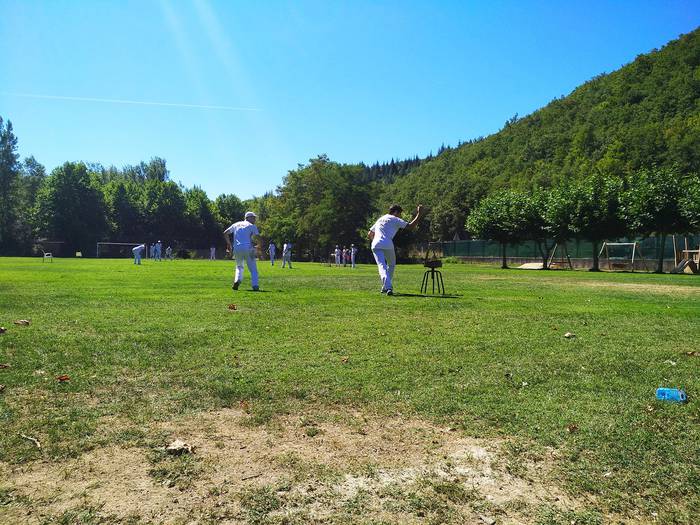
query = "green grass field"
xmin=1 ymin=257 xmax=699 ymax=524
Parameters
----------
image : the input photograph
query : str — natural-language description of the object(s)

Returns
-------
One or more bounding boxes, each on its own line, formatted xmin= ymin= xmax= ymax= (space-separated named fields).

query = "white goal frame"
xmin=96 ymin=242 xmax=145 ymax=258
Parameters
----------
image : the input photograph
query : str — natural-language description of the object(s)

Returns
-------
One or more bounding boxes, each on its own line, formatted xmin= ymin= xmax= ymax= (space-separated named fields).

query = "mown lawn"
xmin=0 ymin=257 xmax=698 ymax=523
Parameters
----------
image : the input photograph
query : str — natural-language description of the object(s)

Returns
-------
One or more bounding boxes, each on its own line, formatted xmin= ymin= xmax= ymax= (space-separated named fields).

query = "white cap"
xmin=245 ymin=211 xmax=257 ymax=219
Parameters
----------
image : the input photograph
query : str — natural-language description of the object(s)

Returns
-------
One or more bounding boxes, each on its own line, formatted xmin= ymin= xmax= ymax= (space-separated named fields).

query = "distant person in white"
xmin=282 ymin=242 xmax=293 ymax=268
xmin=210 ymin=246 xmax=216 ymax=261
xmin=156 ymin=240 xmax=162 ymax=261
xmin=165 ymin=246 xmax=172 ymax=260
xmin=132 ymin=244 xmax=145 ymax=265
xmin=368 ymin=204 xmax=424 ymax=295
xmin=351 ymin=244 xmax=358 ymax=268
xmin=268 ymin=242 xmax=276 ymax=266
xmin=224 ymin=211 xmax=260 ymax=291
xmin=334 ymin=245 xmax=342 ymax=267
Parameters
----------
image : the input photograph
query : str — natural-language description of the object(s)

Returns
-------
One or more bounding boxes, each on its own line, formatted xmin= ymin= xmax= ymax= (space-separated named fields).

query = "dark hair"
xmin=389 ymin=204 xmax=403 ymax=215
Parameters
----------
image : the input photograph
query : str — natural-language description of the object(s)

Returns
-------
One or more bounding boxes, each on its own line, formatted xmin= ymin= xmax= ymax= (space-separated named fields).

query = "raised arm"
xmin=405 ymin=205 xmax=425 ymax=230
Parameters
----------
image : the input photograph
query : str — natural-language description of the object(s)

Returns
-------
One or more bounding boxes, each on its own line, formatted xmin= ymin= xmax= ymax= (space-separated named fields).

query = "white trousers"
xmin=234 ymin=248 xmax=258 ymax=287
xmin=282 ymin=253 xmax=292 ymax=268
xmin=372 ymin=247 xmax=396 ymax=291
xmin=351 ymin=254 xmax=356 ymax=268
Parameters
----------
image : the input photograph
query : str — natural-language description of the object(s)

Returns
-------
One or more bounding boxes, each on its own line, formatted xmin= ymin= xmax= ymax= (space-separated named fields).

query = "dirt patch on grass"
xmin=2 ymin=408 xmax=588 ymax=524
xmin=568 ymin=279 xmax=700 ymax=295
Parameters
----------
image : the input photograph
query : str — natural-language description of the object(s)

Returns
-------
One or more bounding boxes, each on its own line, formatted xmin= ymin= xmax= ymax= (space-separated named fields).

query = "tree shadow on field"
xmin=392 ymin=292 xmax=461 ymax=299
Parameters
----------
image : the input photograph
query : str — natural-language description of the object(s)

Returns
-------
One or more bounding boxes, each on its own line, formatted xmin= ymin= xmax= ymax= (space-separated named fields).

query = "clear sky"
xmin=2 ymin=1 xmax=699 ymax=199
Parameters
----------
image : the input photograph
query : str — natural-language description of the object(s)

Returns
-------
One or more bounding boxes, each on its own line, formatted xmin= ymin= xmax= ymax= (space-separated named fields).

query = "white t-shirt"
xmin=370 ymin=214 xmax=408 ymax=249
xmin=283 ymin=243 xmax=291 ymax=255
xmin=132 ymin=244 xmax=145 ymax=254
xmin=225 ymin=220 xmax=259 ymax=249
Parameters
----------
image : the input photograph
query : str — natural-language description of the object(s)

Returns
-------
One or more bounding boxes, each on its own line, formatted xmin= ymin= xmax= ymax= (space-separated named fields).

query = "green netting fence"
xmin=441 ymin=235 xmax=700 ymax=259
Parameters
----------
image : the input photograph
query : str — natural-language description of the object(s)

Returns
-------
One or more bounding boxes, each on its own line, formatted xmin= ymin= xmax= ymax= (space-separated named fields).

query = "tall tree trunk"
xmin=501 ymin=243 xmax=508 ymax=269
xmin=590 ymin=240 xmax=600 ymax=271
xmin=538 ymin=241 xmax=550 ymax=269
xmin=656 ymin=233 xmax=666 ymax=273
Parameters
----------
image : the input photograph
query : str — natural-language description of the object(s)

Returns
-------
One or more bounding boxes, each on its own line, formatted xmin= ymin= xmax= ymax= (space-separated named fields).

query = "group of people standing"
xmin=332 ymin=245 xmax=358 ymax=268
xmin=267 ymin=241 xmax=294 ymax=268
xmin=224 ymin=203 xmax=424 ymax=295
xmin=131 ymin=241 xmax=172 ymax=265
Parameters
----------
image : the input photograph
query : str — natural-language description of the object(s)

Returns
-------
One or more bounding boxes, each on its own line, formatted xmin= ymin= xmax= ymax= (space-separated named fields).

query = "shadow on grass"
xmin=392 ymin=292 xmax=461 ymax=299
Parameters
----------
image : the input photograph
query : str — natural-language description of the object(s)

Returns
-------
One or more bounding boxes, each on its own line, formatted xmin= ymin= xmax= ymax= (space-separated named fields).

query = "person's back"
xmin=227 ymin=220 xmax=259 ymax=249
xmin=368 ymin=204 xmax=424 ymax=295
xmin=370 ymin=214 xmax=408 ymax=250
xmin=224 ymin=212 xmax=261 ymax=291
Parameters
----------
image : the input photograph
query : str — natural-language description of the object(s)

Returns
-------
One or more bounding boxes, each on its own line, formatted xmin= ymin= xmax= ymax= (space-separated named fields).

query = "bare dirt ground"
xmin=0 ymin=408 xmax=590 ymax=524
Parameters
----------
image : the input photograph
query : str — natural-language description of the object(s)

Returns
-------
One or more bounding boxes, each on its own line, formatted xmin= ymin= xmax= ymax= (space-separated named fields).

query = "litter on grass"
xmin=20 ymin=434 xmax=41 ymax=449
xmin=13 ymin=319 xmax=31 ymax=326
xmin=165 ymin=439 xmax=194 ymax=455
xmin=655 ymin=387 xmax=687 ymax=403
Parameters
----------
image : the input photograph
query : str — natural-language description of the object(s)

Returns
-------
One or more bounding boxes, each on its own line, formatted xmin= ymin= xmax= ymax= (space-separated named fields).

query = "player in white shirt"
xmin=268 ymin=242 xmax=277 ymax=266
xmin=334 ymin=245 xmax=342 ymax=267
xmin=132 ymin=244 xmax=145 ymax=265
xmin=224 ymin=211 xmax=260 ymax=291
xmin=368 ymin=204 xmax=424 ymax=295
xmin=350 ymin=244 xmax=358 ymax=268
xmin=282 ymin=242 xmax=293 ymax=268
xmin=156 ymin=240 xmax=162 ymax=261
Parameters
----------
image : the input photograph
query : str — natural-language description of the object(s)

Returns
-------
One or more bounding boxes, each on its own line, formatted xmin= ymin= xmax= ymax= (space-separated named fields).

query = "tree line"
xmin=465 ymin=168 xmax=700 ymax=272
xmin=0 ymin=116 xmax=249 ymax=256
xmin=0 ymin=118 xmax=401 ymax=260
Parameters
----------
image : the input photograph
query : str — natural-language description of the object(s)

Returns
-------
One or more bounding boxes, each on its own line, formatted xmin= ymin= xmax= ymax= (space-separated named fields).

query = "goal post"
xmin=96 ymin=242 xmax=145 ymax=258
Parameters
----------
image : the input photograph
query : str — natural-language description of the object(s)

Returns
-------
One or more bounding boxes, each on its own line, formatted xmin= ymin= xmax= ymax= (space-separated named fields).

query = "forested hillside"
xmin=388 ymin=28 xmax=700 ymax=239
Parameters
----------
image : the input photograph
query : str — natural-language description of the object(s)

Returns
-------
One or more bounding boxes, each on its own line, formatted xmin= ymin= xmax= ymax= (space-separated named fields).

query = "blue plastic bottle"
xmin=655 ymin=387 xmax=688 ymax=403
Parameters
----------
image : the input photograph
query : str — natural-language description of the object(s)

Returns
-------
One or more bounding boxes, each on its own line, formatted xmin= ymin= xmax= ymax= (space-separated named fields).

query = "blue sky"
xmin=2 ymin=0 xmax=699 ymax=199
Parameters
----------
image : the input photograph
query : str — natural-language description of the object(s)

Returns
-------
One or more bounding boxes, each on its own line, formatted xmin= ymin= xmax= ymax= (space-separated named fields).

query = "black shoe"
xmin=232 ymin=281 xmax=240 ymax=290
xmin=252 ymin=286 xmax=260 ymax=291
xmin=386 ymin=289 xmax=393 ymax=296
xmin=381 ymin=289 xmax=387 ymax=294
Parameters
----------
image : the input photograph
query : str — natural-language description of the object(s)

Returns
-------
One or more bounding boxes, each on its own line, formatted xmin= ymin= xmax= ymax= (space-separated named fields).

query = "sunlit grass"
xmin=0 ymin=257 xmax=698 ymax=521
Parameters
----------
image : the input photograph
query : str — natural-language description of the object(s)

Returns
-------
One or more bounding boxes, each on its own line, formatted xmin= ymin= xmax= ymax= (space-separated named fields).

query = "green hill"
xmin=388 ymin=29 xmax=700 ymax=239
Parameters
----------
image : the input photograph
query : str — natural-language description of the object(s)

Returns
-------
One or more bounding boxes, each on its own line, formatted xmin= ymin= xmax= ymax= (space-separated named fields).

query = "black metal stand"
xmin=420 ymin=267 xmax=445 ymax=295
